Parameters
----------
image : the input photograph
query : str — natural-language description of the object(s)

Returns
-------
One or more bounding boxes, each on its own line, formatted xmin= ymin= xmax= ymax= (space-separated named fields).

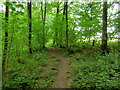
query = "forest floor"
xmin=3 ymin=45 xmax=119 ymax=89
xmin=47 ymin=48 xmax=70 ymax=88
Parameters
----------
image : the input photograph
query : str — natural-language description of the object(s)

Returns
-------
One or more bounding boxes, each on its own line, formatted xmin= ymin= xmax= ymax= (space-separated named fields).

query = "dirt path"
xmin=48 ymin=48 xmax=69 ymax=88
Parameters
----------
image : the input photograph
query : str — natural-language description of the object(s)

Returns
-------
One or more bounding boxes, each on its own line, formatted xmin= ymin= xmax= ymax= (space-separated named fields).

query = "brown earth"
xmin=48 ymin=48 xmax=70 ymax=88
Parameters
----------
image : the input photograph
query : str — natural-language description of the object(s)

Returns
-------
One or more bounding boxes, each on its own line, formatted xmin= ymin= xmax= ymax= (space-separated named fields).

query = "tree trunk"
xmin=65 ymin=0 xmax=69 ymax=50
xmin=54 ymin=4 xmax=59 ymax=46
xmin=41 ymin=1 xmax=46 ymax=48
xmin=118 ymin=2 xmax=120 ymax=50
xmin=101 ymin=2 xmax=108 ymax=55
xmin=90 ymin=3 xmax=92 ymax=45
xmin=41 ymin=2 xmax=44 ymax=20
xmin=3 ymin=0 xmax=9 ymax=71
xmin=118 ymin=2 xmax=120 ymax=67
xmin=59 ymin=2 xmax=66 ymax=48
xmin=28 ymin=0 xmax=32 ymax=54
xmin=92 ymin=40 xmax=95 ymax=46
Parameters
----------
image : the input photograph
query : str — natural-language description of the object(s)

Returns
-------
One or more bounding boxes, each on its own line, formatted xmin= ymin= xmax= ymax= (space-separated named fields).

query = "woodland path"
xmin=47 ymin=48 xmax=70 ymax=88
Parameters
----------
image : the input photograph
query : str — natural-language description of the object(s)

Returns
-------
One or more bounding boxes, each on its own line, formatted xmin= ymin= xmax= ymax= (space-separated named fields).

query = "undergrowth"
xmin=3 ymin=51 xmax=47 ymax=89
xmin=69 ymin=47 xmax=120 ymax=89
xmin=36 ymin=53 xmax=59 ymax=88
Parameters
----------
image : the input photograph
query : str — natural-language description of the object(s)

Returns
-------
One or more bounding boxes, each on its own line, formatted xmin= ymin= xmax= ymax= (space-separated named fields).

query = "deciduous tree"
xmin=28 ymin=0 xmax=32 ymax=54
xmin=101 ymin=2 xmax=108 ymax=55
xmin=3 ymin=0 xmax=9 ymax=71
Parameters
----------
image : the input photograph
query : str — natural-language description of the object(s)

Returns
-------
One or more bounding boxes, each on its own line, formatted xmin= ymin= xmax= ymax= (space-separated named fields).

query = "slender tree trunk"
xmin=54 ymin=4 xmax=59 ymax=46
xmin=90 ymin=3 xmax=92 ymax=45
xmin=41 ymin=2 xmax=44 ymax=20
xmin=28 ymin=0 xmax=32 ymax=54
xmin=41 ymin=1 xmax=46 ymax=48
xmin=43 ymin=1 xmax=46 ymax=48
xmin=101 ymin=2 xmax=108 ymax=55
xmin=59 ymin=2 xmax=66 ymax=48
xmin=65 ymin=0 xmax=69 ymax=50
xmin=57 ymin=5 xmax=59 ymax=46
xmin=3 ymin=0 xmax=9 ymax=71
xmin=63 ymin=2 xmax=66 ymax=16
xmin=117 ymin=2 xmax=120 ymax=68
xmin=40 ymin=2 xmax=44 ymax=48
xmin=118 ymin=2 xmax=120 ymax=50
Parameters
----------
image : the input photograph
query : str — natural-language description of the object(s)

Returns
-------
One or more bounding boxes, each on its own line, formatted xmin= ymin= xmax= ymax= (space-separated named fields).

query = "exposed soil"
xmin=48 ymin=48 xmax=70 ymax=88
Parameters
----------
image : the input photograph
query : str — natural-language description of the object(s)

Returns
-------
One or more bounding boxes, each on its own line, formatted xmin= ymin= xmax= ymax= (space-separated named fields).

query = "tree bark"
xmin=117 ymin=2 xmax=120 ymax=68
xmin=28 ymin=0 xmax=32 ymax=54
xmin=101 ymin=2 xmax=108 ymax=55
xmin=54 ymin=4 xmax=59 ymax=46
xmin=43 ymin=1 xmax=46 ymax=48
xmin=65 ymin=0 xmax=69 ymax=50
xmin=59 ymin=2 xmax=66 ymax=48
xmin=118 ymin=2 xmax=120 ymax=50
xmin=41 ymin=1 xmax=46 ymax=48
xmin=41 ymin=2 xmax=44 ymax=20
xmin=3 ymin=0 xmax=9 ymax=71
